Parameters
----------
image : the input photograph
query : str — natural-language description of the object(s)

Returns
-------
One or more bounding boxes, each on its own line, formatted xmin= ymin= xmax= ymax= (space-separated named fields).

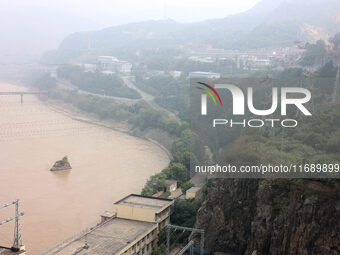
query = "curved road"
xmin=121 ymin=76 xmax=179 ymax=120
xmin=57 ymin=76 xmax=179 ymax=121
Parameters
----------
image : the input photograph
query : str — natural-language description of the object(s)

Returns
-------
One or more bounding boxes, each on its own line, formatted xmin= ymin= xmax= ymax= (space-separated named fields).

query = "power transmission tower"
xmin=13 ymin=200 xmax=23 ymax=251
xmin=178 ymin=240 xmax=194 ymax=255
xmin=332 ymin=63 xmax=340 ymax=104
xmin=166 ymin=224 xmax=204 ymax=255
xmin=0 ymin=199 xmax=24 ymax=252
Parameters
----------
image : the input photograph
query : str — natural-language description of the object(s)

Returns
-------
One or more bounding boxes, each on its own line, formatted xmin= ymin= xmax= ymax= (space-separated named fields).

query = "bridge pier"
xmin=0 ymin=91 xmax=47 ymax=105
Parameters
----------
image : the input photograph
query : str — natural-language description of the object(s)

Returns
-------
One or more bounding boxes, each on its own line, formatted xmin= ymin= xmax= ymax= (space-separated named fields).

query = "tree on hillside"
xmin=35 ymin=73 xmax=57 ymax=90
xmin=300 ymin=40 xmax=327 ymax=66
xmin=164 ymin=162 xmax=189 ymax=185
xmin=329 ymin=33 xmax=340 ymax=50
xmin=57 ymin=64 xmax=83 ymax=79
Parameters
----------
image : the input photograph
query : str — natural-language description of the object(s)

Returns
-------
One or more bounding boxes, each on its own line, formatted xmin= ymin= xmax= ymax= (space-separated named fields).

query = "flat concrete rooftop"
xmin=115 ymin=194 xmax=172 ymax=210
xmin=165 ymin=180 xmax=177 ymax=185
xmin=52 ymin=218 xmax=156 ymax=255
xmin=187 ymin=187 xmax=201 ymax=192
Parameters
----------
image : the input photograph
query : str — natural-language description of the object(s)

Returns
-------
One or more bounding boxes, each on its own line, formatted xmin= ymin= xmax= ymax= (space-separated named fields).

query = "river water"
xmin=0 ymin=83 xmax=169 ymax=254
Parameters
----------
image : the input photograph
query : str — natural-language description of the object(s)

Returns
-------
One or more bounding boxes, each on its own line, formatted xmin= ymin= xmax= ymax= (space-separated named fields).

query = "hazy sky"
xmin=1 ymin=0 xmax=261 ymax=27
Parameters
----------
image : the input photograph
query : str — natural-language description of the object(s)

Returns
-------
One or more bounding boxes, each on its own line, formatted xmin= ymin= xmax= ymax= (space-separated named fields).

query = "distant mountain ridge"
xmin=247 ymin=0 xmax=286 ymax=14
xmin=0 ymin=6 xmax=99 ymax=63
xmin=43 ymin=0 xmax=340 ymax=63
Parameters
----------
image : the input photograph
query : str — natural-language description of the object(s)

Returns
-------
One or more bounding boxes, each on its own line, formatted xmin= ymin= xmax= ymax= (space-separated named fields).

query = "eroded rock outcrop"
xmin=194 ymin=179 xmax=340 ymax=255
xmin=50 ymin=156 xmax=72 ymax=171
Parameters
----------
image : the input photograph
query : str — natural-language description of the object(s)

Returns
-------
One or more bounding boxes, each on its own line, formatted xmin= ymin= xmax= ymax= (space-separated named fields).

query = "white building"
xmin=119 ymin=61 xmax=132 ymax=74
xmin=97 ymin=56 xmax=132 ymax=74
xmin=254 ymin=59 xmax=270 ymax=67
xmin=169 ymin=71 xmax=182 ymax=79
xmin=83 ymin=64 xmax=97 ymax=72
xmin=189 ymin=56 xmax=216 ymax=63
xmin=188 ymin=71 xmax=220 ymax=79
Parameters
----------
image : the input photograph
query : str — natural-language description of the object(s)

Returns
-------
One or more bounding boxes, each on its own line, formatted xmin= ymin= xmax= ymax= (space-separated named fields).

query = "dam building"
xmin=48 ymin=194 xmax=174 ymax=255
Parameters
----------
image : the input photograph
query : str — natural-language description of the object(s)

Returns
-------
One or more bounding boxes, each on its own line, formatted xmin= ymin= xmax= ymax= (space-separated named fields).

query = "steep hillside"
xmin=193 ymin=62 xmax=340 ymax=254
xmin=43 ymin=0 xmax=340 ymax=63
xmin=195 ymin=179 xmax=340 ymax=254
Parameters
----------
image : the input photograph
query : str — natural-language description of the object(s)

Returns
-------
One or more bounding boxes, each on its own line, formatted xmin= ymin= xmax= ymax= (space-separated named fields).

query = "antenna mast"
xmin=163 ymin=0 xmax=167 ymax=19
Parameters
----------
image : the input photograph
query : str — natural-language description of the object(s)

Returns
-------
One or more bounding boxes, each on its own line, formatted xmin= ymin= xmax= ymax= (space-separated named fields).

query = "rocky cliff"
xmin=50 ymin=156 xmax=72 ymax=171
xmin=194 ymin=179 xmax=340 ymax=255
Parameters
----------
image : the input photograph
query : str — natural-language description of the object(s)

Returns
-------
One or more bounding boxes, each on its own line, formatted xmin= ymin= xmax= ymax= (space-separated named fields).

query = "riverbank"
xmin=42 ymin=97 xmax=174 ymax=159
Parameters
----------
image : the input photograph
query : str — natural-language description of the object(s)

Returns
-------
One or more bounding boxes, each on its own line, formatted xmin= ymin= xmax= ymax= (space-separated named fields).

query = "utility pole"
xmin=332 ymin=63 xmax=340 ymax=104
xmin=166 ymin=226 xmax=170 ymax=255
xmin=200 ymin=231 xmax=204 ymax=255
xmin=163 ymin=0 xmax=168 ymax=20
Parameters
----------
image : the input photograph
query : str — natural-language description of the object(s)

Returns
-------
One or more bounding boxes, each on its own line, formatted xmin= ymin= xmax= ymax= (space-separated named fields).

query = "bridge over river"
xmin=0 ymin=91 xmax=47 ymax=104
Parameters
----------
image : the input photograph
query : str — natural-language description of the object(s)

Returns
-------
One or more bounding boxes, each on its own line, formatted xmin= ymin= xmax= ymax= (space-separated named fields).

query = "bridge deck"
xmin=0 ymin=92 xmax=47 ymax=95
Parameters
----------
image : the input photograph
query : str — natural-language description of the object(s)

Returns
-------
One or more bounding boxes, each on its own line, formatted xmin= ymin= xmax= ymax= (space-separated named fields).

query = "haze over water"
xmin=0 ymin=83 xmax=169 ymax=254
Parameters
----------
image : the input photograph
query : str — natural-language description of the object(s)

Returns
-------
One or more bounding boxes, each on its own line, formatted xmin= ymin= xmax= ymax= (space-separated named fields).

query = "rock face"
xmin=194 ymin=179 xmax=340 ymax=255
xmin=50 ymin=156 xmax=72 ymax=171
